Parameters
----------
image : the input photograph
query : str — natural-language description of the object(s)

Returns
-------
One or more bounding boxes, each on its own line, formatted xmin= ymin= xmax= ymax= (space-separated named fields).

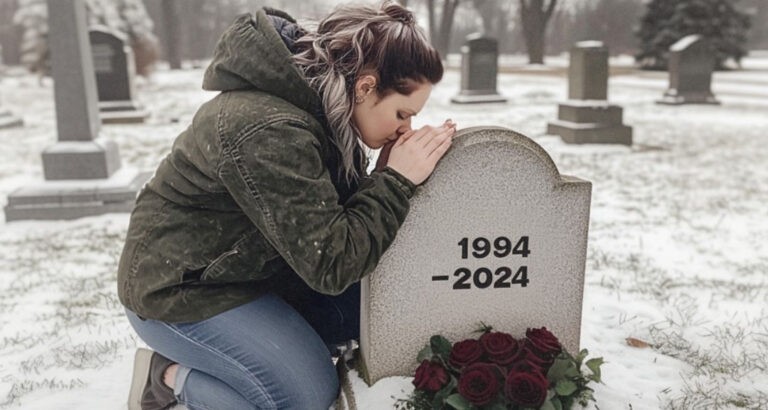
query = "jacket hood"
xmin=202 ymin=8 xmax=323 ymax=117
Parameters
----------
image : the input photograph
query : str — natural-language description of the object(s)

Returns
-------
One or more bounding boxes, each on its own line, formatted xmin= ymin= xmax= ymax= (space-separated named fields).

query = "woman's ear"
xmin=355 ymin=74 xmax=378 ymax=98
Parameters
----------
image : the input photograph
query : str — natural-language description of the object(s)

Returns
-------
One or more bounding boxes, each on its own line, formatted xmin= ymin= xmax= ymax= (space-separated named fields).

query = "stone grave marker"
xmin=89 ymin=26 xmax=149 ymax=123
xmin=451 ymin=33 xmax=506 ymax=104
xmin=547 ymin=41 xmax=632 ymax=145
xmin=657 ymin=34 xmax=720 ymax=105
xmin=359 ymin=126 xmax=592 ymax=384
xmin=4 ymin=0 xmax=148 ymax=222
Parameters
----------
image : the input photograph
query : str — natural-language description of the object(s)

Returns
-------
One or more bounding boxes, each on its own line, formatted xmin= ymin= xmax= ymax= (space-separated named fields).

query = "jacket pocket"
xmin=199 ymin=229 xmax=280 ymax=283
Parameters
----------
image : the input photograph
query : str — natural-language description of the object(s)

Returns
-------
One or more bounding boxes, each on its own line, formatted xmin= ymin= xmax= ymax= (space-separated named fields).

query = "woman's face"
xmin=351 ymin=76 xmax=432 ymax=150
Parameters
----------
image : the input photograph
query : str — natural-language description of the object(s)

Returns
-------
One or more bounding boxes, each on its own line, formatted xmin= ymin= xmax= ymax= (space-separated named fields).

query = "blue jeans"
xmin=124 ymin=281 xmax=360 ymax=410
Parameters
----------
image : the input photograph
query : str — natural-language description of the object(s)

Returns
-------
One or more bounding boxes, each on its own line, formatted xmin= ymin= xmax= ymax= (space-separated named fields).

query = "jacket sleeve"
xmin=218 ymin=118 xmax=417 ymax=295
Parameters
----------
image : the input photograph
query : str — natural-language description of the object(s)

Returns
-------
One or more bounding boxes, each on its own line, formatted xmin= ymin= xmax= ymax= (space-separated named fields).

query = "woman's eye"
xmin=397 ymin=113 xmax=405 ymax=120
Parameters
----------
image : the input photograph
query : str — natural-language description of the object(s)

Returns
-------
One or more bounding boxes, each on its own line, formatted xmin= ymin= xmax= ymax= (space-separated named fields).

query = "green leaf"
xmin=555 ymin=380 xmax=578 ymax=396
xmin=585 ymin=357 xmax=604 ymax=383
xmin=485 ymin=402 xmax=507 ymax=410
xmin=539 ymin=399 xmax=557 ymax=410
xmin=564 ymin=367 xmax=579 ymax=378
xmin=431 ymin=335 xmax=453 ymax=358
xmin=417 ymin=345 xmax=434 ymax=363
xmin=546 ymin=357 xmax=571 ymax=383
xmin=551 ymin=397 xmax=563 ymax=410
xmin=574 ymin=349 xmax=589 ymax=366
xmin=445 ymin=393 xmax=472 ymax=410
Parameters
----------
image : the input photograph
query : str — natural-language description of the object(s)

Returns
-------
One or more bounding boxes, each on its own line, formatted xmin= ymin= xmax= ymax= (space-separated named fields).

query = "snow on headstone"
xmin=657 ymin=34 xmax=720 ymax=105
xmin=89 ymin=26 xmax=148 ymax=123
xmin=4 ymin=0 xmax=148 ymax=222
xmin=359 ymin=126 xmax=592 ymax=384
xmin=451 ymin=33 xmax=506 ymax=104
xmin=547 ymin=41 xmax=633 ymax=145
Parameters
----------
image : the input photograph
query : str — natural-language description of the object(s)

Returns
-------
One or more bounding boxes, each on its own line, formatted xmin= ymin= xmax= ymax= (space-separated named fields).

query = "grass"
xmin=1 ymin=66 xmax=767 ymax=408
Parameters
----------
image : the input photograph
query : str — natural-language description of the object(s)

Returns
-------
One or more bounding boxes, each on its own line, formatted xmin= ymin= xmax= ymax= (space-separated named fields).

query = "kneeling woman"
xmin=118 ymin=2 xmax=455 ymax=409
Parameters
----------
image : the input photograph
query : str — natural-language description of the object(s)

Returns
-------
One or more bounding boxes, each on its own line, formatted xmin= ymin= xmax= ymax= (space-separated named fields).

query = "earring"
xmin=355 ymin=95 xmax=365 ymax=104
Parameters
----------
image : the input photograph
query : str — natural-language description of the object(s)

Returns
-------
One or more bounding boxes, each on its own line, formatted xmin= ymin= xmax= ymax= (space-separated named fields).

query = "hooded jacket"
xmin=117 ymin=8 xmax=416 ymax=323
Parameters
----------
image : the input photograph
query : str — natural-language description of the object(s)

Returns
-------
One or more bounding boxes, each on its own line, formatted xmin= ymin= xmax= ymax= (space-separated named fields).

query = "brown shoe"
xmin=128 ymin=348 xmax=178 ymax=410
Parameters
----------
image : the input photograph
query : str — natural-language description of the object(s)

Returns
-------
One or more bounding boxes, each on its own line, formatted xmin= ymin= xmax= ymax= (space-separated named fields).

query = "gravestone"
xmin=657 ymin=35 xmax=720 ymax=105
xmin=89 ymin=27 xmax=149 ymax=123
xmin=547 ymin=41 xmax=632 ymax=145
xmin=4 ymin=0 xmax=148 ymax=222
xmin=161 ymin=0 xmax=183 ymax=70
xmin=451 ymin=33 xmax=506 ymax=104
xmin=359 ymin=126 xmax=592 ymax=384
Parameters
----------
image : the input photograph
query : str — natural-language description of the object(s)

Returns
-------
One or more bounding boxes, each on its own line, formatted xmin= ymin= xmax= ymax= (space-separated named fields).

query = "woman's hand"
xmin=379 ymin=119 xmax=456 ymax=185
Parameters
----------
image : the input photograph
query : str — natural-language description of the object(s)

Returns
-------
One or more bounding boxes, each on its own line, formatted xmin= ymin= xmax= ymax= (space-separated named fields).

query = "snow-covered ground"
xmin=1 ymin=54 xmax=767 ymax=409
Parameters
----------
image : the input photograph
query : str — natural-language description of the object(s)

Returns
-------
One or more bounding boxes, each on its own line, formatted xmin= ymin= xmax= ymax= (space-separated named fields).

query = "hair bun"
xmin=382 ymin=2 xmax=415 ymax=25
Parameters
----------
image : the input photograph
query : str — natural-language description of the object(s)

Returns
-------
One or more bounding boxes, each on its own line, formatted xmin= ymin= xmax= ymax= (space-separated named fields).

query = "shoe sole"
xmin=127 ymin=348 xmax=153 ymax=410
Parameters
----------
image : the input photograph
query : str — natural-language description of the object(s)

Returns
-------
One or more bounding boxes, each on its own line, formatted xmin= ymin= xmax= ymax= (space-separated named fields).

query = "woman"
xmin=119 ymin=2 xmax=455 ymax=409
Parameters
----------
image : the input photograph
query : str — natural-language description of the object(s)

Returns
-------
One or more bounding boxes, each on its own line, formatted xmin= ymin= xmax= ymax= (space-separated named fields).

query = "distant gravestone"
xmin=547 ymin=41 xmax=632 ymax=145
xmin=4 ymin=0 xmax=148 ymax=222
xmin=451 ymin=33 xmax=506 ymax=104
xmin=89 ymin=27 xmax=149 ymax=123
xmin=657 ymin=35 xmax=720 ymax=105
xmin=359 ymin=126 xmax=592 ymax=384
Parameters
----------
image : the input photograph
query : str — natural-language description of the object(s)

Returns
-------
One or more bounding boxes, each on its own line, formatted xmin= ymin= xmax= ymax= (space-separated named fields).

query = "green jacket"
xmin=117 ymin=8 xmax=417 ymax=323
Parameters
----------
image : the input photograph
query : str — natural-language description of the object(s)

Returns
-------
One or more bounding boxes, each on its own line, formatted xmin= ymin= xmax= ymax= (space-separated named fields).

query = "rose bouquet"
xmin=395 ymin=323 xmax=603 ymax=410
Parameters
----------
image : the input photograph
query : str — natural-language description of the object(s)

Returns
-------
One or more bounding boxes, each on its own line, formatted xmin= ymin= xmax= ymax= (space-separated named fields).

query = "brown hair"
xmin=292 ymin=1 xmax=443 ymax=186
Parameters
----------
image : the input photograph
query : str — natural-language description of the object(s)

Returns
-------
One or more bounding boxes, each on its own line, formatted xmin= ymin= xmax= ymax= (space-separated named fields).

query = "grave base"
xmin=4 ymin=167 xmax=151 ymax=222
xmin=99 ymin=100 xmax=149 ymax=124
xmin=450 ymin=93 xmax=507 ymax=104
xmin=0 ymin=110 xmax=23 ymax=129
xmin=42 ymin=137 xmax=122 ymax=180
xmin=656 ymin=91 xmax=720 ymax=105
xmin=547 ymin=120 xmax=633 ymax=145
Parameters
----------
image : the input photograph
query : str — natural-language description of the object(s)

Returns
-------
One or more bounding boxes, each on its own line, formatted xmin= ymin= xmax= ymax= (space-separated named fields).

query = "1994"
xmin=432 ymin=236 xmax=531 ymax=289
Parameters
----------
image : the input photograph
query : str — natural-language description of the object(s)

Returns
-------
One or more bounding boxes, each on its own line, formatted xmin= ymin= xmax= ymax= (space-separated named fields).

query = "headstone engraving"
xmin=4 ymin=0 xmax=149 ymax=222
xmin=657 ymin=35 xmax=720 ymax=105
xmin=89 ymin=27 xmax=149 ymax=123
xmin=359 ymin=126 xmax=592 ymax=384
xmin=451 ymin=33 xmax=506 ymax=104
xmin=547 ymin=41 xmax=633 ymax=145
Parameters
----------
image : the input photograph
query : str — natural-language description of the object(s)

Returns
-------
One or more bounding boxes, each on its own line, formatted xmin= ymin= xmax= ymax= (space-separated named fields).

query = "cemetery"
xmin=0 ymin=0 xmax=767 ymax=409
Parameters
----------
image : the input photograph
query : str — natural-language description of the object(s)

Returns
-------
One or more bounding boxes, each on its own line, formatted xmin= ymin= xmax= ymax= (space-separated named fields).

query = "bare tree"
xmin=519 ymin=0 xmax=556 ymax=64
xmin=426 ymin=0 xmax=460 ymax=59
xmin=472 ymin=0 xmax=513 ymax=43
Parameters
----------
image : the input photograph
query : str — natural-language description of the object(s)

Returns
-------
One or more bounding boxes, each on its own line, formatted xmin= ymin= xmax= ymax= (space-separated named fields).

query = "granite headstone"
xmin=4 ymin=0 xmax=148 ymax=222
xmin=451 ymin=33 xmax=506 ymax=104
xmin=359 ymin=126 xmax=592 ymax=384
xmin=89 ymin=26 xmax=148 ymax=123
xmin=657 ymin=35 xmax=720 ymax=105
xmin=547 ymin=41 xmax=632 ymax=145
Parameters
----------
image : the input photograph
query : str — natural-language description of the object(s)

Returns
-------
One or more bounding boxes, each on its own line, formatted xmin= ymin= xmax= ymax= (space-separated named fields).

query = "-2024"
xmin=434 ymin=236 xmax=530 ymax=289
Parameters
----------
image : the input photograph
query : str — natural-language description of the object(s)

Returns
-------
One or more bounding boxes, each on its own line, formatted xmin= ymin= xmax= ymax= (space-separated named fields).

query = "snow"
xmin=1 ymin=54 xmax=768 ymax=409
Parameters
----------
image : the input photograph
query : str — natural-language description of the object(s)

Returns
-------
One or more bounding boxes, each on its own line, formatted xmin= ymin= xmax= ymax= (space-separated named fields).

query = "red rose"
xmin=504 ymin=369 xmax=550 ymax=408
xmin=479 ymin=331 xmax=522 ymax=365
xmin=449 ymin=339 xmax=484 ymax=369
xmin=525 ymin=327 xmax=562 ymax=357
xmin=412 ymin=360 xmax=449 ymax=392
xmin=521 ymin=344 xmax=555 ymax=371
xmin=457 ymin=363 xmax=500 ymax=406
xmin=509 ymin=355 xmax=545 ymax=376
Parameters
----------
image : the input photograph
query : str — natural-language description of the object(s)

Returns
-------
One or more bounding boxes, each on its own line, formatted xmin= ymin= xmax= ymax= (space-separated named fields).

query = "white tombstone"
xmin=359 ymin=126 xmax=592 ymax=384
